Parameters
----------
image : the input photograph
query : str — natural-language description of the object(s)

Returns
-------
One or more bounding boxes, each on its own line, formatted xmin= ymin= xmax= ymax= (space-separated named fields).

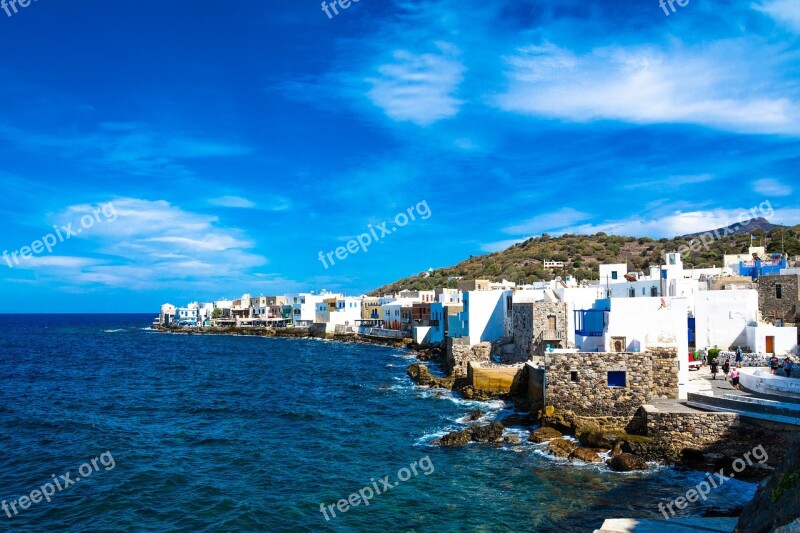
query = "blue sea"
xmin=0 ymin=314 xmax=758 ymax=532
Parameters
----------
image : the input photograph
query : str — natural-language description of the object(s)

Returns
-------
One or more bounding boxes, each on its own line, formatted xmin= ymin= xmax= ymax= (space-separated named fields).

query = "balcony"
xmin=574 ymin=309 xmax=607 ymax=337
xmin=539 ymin=330 xmax=563 ymax=341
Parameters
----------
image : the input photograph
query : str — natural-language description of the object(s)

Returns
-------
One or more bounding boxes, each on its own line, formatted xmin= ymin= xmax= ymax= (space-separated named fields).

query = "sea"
xmin=0 ymin=314 xmax=758 ymax=532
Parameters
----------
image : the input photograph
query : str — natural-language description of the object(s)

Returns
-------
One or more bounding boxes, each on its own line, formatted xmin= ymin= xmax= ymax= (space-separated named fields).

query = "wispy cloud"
xmin=503 ymin=207 xmax=591 ymax=235
xmin=0 ymin=122 xmax=253 ymax=178
xmin=753 ymin=0 xmax=800 ymax=33
xmin=14 ymin=198 xmax=267 ymax=290
xmin=209 ymin=196 xmax=256 ymax=208
xmin=366 ymin=43 xmax=465 ymax=125
xmin=753 ymin=178 xmax=793 ymax=196
xmin=496 ymin=41 xmax=800 ymax=135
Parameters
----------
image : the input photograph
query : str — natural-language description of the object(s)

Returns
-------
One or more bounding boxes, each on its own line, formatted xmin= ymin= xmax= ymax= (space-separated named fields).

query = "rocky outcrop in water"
xmin=434 ymin=421 xmax=507 ymax=446
xmin=735 ymin=442 xmax=800 ymax=533
xmin=548 ymin=438 xmax=577 ymax=458
xmin=528 ymin=427 xmax=563 ymax=443
xmin=569 ymin=448 xmax=602 ymax=463
xmin=607 ymin=453 xmax=649 ymax=472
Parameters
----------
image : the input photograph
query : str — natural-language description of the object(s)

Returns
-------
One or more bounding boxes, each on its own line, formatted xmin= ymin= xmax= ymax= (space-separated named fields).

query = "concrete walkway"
xmin=685 ymin=365 xmax=800 ymax=425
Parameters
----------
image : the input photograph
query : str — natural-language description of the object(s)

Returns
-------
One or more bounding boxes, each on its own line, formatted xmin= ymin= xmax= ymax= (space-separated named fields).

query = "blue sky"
xmin=0 ymin=0 xmax=798 ymax=312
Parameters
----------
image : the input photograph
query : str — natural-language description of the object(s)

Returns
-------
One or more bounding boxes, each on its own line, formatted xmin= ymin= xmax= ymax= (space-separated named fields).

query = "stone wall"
xmin=641 ymin=405 xmax=741 ymax=449
xmin=447 ymin=338 xmax=492 ymax=377
xmin=544 ymin=348 xmax=679 ymax=418
xmin=759 ymin=274 xmax=800 ymax=325
xmin=532 ymin=302 xmax=569 ymax=354
xmin=512 ymin=303 xmax=534 ymax=362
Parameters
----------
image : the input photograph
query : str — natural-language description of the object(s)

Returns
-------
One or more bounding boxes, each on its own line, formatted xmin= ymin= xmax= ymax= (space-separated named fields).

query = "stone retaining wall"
xmin=447 ymin=339 xmax=492 ymax=377
xmin=641 ymin=405 xmax=741 ymax=449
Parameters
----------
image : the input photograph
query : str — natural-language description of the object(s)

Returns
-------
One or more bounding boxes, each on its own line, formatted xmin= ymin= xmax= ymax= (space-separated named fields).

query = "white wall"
xmin=694 ymin=290 xmax=758 ymax=350
xmin=461 ymin=290 xmax=511 ymax=345
xmin=746 ymin=325 xmax=799 ymax=356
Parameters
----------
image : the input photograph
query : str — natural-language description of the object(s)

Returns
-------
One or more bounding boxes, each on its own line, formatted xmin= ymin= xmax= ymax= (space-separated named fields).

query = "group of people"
xmin=709 ymin=357 xmax=741 ymax=389
xmin=708 ymin=346 xmax=795 ymax=389
xmin=769 ymin=354 xmax=794 ymax=377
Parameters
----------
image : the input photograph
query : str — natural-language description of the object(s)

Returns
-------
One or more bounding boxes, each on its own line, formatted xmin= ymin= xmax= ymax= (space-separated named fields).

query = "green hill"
xmin=370 ymin=219 xmax=800 ymax=295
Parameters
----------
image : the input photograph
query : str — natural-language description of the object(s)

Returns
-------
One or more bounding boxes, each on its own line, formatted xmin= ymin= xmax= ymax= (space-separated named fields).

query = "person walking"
xmin=770 ymin=354 xmax=780 ymax=375
xmin=710 ymin=358 xmax=719 ymax=380
xmin=731 ymin=368 xmax=741 ymax=390
xmin=722 ymin=359 xmax=731 ymax=381
xmin=735 ymin=346 xmax=743 ymax=368
xmin=785 ymin=358 xmax=793 ymax=378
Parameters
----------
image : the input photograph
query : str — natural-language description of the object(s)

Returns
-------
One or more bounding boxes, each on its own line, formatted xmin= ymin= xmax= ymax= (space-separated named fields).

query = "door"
xmin=766 ymin=336 xmax=775 ymax=355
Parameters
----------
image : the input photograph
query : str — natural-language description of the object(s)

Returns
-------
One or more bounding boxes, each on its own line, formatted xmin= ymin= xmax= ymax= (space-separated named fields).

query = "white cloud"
xmin=19 ymin=198 xmax=268 ymax=290
xmin=496 ymin=41 xmax=800 ymax=135
xmin=209 ymin=195 xmax=256 ymax=208
xmin=753 ymin=178 xmax=793 ymax=197
xmin=503 ymin=207 xmax=591 ymax=235
xmin=753 ymin=0 xmax=800 ymax=33
xmin=558 ymin=204 xmax=781 ymax=238
xmin=366 ymin=43 xmax=465 ymax=125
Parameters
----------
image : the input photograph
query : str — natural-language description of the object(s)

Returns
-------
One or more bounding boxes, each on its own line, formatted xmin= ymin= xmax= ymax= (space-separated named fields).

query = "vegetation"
xmin=371 ymin=221 xmax=800 ymax=295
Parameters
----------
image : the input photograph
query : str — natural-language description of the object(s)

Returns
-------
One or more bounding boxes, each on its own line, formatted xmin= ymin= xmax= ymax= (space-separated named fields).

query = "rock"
xmin=621 ymin=441 xmax=638 ymax=455
xmin=735 ymin=443 xmax=800 ymax=533
xmin=471 ymin=421 xmax=505 ymax=443
xmin=611 ymin=441 xmax=624 ymax=457
xmin=465 ymin=408 xmax=483 ymax=421
xmin=548 ymin=438 xmax=577 ymax=458
xmin=569 ymin=447 xmax=602 ymax=463
xmin=407 ymin=364 xmax=434 ymax=386
xmin=541 ymin=411 xmax=575 ymax=434
xmin=578 ymin=430 xmax=618 ymax=449
xmin=607 ymin=453 xmax=649 ymax=472
xmin=500 ymin=413 xmax=534 ymax=427
xmin=775 ymin=517 xmax=800 ymax=533
xmin=434 ymin=429 xmax=472 ymax=447
xmin=503 ymin=435 xmax=521 ymax=444
xmin=376 ymin=386 xmax=391 ymax=390
xmin=528 ymin=427 xmax=563 ymax=443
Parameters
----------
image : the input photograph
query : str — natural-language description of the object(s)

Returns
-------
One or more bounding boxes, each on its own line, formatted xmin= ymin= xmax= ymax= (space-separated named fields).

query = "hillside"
xmin=370 ymin=220 xmax=800 ymax=295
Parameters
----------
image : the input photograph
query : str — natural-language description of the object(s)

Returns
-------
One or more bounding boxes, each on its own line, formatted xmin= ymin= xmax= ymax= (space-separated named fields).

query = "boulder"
xmin=569 ymin=447 xmax=602 ymax=463
xmin=503 ymin=435 xmax=521 ymax=444
xmin=528 ymin=426 xmax=563 ymax=443
xmin=407 ymin=364 xmax=434 ymax=386
xmin=549 ymin=438 xmax=577 ymax=458
xmin=471 ymin=421 xmax=505 ymax=443
xmin=578 ymin=430 xmax=618 ymax=449
xmin=434 ymin=429 xmax=472 ymax=447
xmin=500 ymin=413 xmax=534 ymax=427
xmin=607 ymin=453 xmax=649 ymax=472
xmin=465 ymin=408 xmax=483 ymax=422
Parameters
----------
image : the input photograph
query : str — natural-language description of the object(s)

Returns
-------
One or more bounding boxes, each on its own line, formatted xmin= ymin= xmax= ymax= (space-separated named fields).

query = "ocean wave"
xmin=103 ymin=329 xmax=124 ymax=333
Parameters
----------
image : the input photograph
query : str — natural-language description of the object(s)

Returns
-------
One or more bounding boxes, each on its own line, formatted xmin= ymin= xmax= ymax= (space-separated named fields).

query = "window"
xmin=642 ymin=287 xmax=646 ymax=296
xmin=776 ymin=284 xmax=782 ymax=299
xmin=608 ymin=371 xmax=626 ymax=387
xmin=570 ymin=371 xmax=579 ymax=383
xmin=629 ymin=288 xmax=636 ymax=298
xmin=651 ymin=286 xmax=658 ymax=297
xmin=611 ymin=271 xmax=618 ymax=280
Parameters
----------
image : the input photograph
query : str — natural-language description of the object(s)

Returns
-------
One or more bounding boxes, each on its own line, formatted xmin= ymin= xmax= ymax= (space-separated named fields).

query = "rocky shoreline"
xmin=405 ymin=353 xmax=791 ymax=481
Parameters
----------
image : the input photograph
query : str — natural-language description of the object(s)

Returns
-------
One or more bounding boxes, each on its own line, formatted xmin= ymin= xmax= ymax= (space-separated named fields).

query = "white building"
xmin=315 ymin=296 xmax=362 ymax=330
xmin=693 ymin=290 xmax=759 ymax=350
xmin=746 ymin=325 xmax=799 ymax=356
xmin=450 ymin=289 xmax=513 ymax=345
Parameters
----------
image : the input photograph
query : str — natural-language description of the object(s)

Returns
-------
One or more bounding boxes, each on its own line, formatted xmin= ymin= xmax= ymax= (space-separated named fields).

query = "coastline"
xmin=153 ymin=324 xmax=781 ymax=482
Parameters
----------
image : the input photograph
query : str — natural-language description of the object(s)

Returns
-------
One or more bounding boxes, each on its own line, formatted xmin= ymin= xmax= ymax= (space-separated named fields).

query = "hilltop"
xmin=370 ymin=219 xmax=799 ymax=295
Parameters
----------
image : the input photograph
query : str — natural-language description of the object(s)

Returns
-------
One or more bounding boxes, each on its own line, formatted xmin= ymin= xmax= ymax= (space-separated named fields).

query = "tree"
xmin=212 ymin=308 xmax=222 ymax=319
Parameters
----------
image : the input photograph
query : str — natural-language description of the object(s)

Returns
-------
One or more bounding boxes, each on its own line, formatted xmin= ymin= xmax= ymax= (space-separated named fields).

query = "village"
xmin=154 ymin=245 xmax=800 ymax=529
